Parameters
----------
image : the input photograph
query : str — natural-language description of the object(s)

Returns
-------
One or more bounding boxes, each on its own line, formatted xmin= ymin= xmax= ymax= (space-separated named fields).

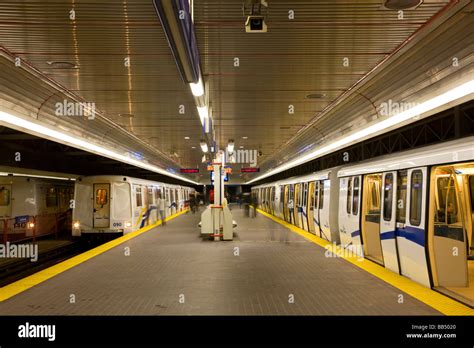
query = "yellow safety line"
xmin=256 ymin=208 xmax=474 ymax=316
xmin=0 ymin=209 xmax=189 ymax=302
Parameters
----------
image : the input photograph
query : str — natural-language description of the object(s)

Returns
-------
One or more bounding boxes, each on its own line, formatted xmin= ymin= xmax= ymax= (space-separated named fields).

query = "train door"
xmin=396 ymin=168 xmax=430 ymax=286
xmin=380 ymin=172 xmax=400 ymax=273
xmin=319 ymin=180 xmax=331 ymax=240
xmin=0 ymin=184 xmax=12 ymax=219
xmin=270 ymin=186 xmax=275 ymax=215
xmin=301 ymin=182 xmax=309 ymax=231
xmin=289 ymin=184 xmax=295 ymax=224
xmin=429 ymin=164 xmax=472 ymax=303
xmin=361 ymin=174 xmax=384 ymax=265
xmin=314 ymin=181 xmax=321 ymax=237
xmin=93 ymin=183 xmax=110 ymax=228
xmin=308 ymin=182 xmax=315 ymax=233
xmin=265 ymin=188 xmax=270 ymax=212
xmin=279 ymin=185 xmax=284 ymax=219
xmin=340 ymin=176 xmax=362 ymax=248
xmin=283 ymin=185 xmax=289 ymax=222
xmin=294 ymin=184 xmax=301 ymax=227
xmin=165 ymin=187 xmax=171 ymax=216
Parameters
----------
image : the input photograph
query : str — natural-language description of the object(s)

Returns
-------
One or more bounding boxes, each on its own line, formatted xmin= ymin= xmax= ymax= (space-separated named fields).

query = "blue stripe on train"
xmin=380 ymin=226 xmax=425 ymax=247
xmin=351 ymin=230 xmax=360 ymax=237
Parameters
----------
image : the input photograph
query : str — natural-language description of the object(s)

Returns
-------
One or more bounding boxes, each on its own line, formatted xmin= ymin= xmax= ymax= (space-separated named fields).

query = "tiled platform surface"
xmin=0 ymin=205 xmax=440 ymax=315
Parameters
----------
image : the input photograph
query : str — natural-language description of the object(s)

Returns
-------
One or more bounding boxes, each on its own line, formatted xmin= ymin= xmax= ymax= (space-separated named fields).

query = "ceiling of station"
xmin=0 ymin=0 xmax=202 ymax=171
xmin=0 ymin=0 xmax=471 ymax=184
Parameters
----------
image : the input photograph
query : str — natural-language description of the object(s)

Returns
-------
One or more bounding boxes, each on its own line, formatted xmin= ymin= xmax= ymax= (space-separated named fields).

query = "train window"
xmin=469 ymin=176 xmax=474 ymax=211
xmin=0 ymin=187 xmax=10 ymax=206
xmin=319 ymin=181 xmax=324 ymax=209
xmin=346 ymin=178 xmax=353 ymax=214
xmin=147 ymin=187 xmax=153 ymax=204
xmin=352 ymin=177 xmax=360 ymax=215
xmin=309 ymin=183 xmax=315 ymax=210
xmin=303 ymin=183 xmax=308 ymax=207
xmin=383 ymin=174 xmax=394 ymax=221
xmin=96 ymin=189 xmax=108 ymax=206
xmin=46 ymin=187 xmax=58 ymax=207
xmin=313 ymin=181 xmax=318 ymax=209
xmin=396 ymin=172 xmax=407 ymax=223
xmin=366 ymin=175 xmax=381 ymax=214
xmin=155 ymin=187 xmax=161 ymax=200
xmin=435 ymin=174 xmax=459 ymax=225
xmin=410 ymin=170 xmax=423 ymax=226
xmin=136 ymin=186 xmax=142 ymax=207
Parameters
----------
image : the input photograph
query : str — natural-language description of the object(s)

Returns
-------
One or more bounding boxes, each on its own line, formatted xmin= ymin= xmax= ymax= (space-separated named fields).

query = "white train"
xmin=253 ymin=137 xmax=474 ymax=303
xmin=72 ymin=175 xmax=195 ymax=237
xmin=0 ymin=172 xmax=74 ymax=242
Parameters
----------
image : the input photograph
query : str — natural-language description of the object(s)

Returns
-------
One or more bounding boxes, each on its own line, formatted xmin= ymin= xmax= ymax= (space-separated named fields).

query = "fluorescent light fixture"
xmin=200 ymin=141 xmax=208 ymax=153
xmin=0 ymin=110 xmax=199 ymax=185
xmin=0 ymin=172 xmax=75 ymax=181
xmin=184 ymin=136 xmax=190 ymax=140
xmin=197 ymin=105 xmax=209 ymax=125
xmin=190 ymin=77 xmax=204 ymax=97
xmin=227 ymin=140 xmax=235 ymax=154
xmin=247 ymin=80 xmax=474 ymax=184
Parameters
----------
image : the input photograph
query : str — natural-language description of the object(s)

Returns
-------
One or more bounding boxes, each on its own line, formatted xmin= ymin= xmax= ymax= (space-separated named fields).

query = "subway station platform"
xmin=0 ymin=207 xmax=440 ymax=315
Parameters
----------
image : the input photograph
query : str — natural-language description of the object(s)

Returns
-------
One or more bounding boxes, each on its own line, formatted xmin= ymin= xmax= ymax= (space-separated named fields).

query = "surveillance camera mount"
xmin=242 ymin=0 xmax=268 ymax=17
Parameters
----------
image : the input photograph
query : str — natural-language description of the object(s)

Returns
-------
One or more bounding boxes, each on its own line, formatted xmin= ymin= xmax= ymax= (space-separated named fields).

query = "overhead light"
xmin=153 ymin=0 xmax=201 ymax=83
xmin=46 ymin=61 xmax=77 ymax=69
xmin=247 ymin=80 xmax=474 ymax=184
xmin=0 ymin=110 xmax=199 ymax=185
xmin=197 ymin=105 xmax=209 ymax=125
xmin=191 ymin=146 xmax=196 ymax=149
xmin=239 ymin=145 xmax=244 ymax=149
xmin=200 ymin=141 xmax=208 ymax=153
xmin=306 ymin=93 xmax=326 ymax=99
xmin=242 ymin=136 xmax=248 ymax=140
xmin=184 ymin=136 xmax=190 ymax=140
xmin=0 ymin=172 xmax=75 ymax=181
xmin=383 ymin=0 xmax=423 ymax=10
xmin=190 ymin=77 xmax=204 ymax=97
xmin=227 ymin=140 xmax=235 ymax=154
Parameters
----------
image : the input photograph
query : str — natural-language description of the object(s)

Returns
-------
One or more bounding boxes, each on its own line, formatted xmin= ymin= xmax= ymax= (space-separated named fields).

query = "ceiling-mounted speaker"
xmin=383 ymin=0 xmax=423 ymax=10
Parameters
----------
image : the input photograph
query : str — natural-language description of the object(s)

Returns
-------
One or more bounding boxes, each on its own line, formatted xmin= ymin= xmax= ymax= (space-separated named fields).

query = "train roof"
xmin=76 ymin=175 xmax=195 ymax=189
xmin=252 ymin=169 xmax=332 ymax=188
xmin=337 ymin=136 xmax=474 ymax=177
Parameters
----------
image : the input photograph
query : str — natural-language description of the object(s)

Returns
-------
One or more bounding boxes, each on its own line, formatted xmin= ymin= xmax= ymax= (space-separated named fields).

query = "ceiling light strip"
xmin=0 ymin=111 xmax=199 ymax=185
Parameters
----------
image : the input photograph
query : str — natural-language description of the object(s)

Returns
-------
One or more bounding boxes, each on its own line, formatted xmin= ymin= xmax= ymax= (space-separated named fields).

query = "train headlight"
xmin=28 ymin=222 xmax=35 ymax=229
xmin=124 ymin=221 xmax=132 ymax=228
xmin=73 ymin=221 xmax=80 ymax=229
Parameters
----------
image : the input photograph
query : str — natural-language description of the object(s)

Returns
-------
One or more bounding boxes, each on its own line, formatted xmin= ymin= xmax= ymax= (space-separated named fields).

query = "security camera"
xmin=245 ymin=15 xmax=267 ymax=33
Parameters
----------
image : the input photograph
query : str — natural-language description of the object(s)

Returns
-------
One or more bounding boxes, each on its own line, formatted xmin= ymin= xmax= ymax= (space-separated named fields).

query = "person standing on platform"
xmin=157 ymin=193 xmax=166 ymax=226
xmin=288 ymin=198 xmax=294 ymax=225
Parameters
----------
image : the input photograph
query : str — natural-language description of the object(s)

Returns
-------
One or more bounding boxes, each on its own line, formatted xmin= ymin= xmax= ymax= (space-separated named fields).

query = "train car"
xmin=72 ymin=175 xmax=194 ymax=237
xmin=338 ymin=137 xmax=474 ymax=300
xmin=252 ymin=169 xmax=340 ymax=242
xmin=0 ymin=174 xmax=74 ymax=242
xmin=252 ymin=137 xmax=474 ymax=304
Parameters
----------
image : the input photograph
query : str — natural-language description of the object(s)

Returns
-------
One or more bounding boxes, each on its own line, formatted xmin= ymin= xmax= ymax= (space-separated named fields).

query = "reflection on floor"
xmin=437 ymin=261 xmax=474 ymax=308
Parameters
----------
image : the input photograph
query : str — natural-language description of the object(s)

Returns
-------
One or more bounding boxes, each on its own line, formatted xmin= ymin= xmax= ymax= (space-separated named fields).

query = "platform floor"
xmin=0 ymin=206 xmax=440 ymax=315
